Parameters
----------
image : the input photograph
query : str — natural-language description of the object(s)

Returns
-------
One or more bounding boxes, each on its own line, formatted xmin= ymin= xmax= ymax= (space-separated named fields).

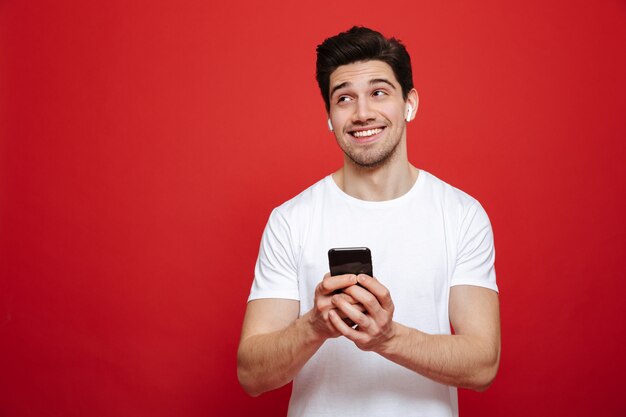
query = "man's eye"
xmin=373 ymin=90 xmax=386 ymax=97
xmin=337 ymin=96 xmax=352 ymax=103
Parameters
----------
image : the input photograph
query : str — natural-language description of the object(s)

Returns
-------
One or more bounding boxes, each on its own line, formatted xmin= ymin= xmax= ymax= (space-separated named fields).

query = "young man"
xmin=237 ymin=26 xmax=500 ymax=417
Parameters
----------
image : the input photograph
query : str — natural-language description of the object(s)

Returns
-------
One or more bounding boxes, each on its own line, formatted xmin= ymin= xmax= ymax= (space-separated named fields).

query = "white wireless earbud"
xmin=327 ymin=118 xmax=334 ymax=132
xmin=406 ymin=105 xmax=413 ymax=122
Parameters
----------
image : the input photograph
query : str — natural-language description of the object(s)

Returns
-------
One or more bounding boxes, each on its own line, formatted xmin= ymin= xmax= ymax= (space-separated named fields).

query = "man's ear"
xmin=406 ymin=89 xmax=419 ymax=122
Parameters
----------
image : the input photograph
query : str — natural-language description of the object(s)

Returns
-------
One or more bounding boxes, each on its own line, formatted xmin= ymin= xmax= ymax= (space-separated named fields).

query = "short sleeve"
xmin=451 ymin=202 xmax=498 ymax=292
xmin=248 ymin=209 xmax=300 ymax=302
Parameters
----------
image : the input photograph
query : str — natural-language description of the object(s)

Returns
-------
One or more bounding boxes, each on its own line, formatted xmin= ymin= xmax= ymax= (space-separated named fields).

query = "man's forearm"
xmin=237 ymin=312 xmax=324 ymax=396
xmin=378 ymin=322 xmax=500 ymax=391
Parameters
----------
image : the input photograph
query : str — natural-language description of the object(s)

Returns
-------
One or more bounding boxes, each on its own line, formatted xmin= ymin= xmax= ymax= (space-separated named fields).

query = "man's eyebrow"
xmin=370 ymin=78 xmax=396 ymax=89
xmin=330 ymin=82 xmax=350 ymax=97
xmin=330 ymin=78 xmax=397 ymax=97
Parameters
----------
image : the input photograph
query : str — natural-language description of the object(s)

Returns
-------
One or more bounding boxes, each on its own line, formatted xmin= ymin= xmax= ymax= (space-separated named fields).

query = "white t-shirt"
xmin=248 ymin=170 xmax=497 ymax=417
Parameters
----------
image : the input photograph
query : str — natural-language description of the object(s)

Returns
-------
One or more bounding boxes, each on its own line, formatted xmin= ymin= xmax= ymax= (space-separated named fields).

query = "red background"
xmin=1 ymin=1 xmax=625 ymax=416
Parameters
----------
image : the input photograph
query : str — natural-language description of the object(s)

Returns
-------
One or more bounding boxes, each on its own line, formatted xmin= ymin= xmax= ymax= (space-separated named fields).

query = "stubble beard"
xmin=340 ymin=127 xmax=404 ymax=169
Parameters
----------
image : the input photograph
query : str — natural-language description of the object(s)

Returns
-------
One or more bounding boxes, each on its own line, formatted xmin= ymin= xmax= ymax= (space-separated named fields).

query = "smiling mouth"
xmin=350 ymin=127 xmax=384 ymax=138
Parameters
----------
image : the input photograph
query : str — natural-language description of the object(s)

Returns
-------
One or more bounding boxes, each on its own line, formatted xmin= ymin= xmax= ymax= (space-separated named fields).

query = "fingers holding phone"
xmin=330 ymin=276 xmax=396 ymax=351
xmin=307 ymin=273 xmax=358 ymax=340
xmin=320 ymin=273 xmax=365 ymax=326
xmin=326 ymin=248 xmax=396 ymax=350
xmin=317 ymin=272 xmax=358 ymax=295
xmin=349 ymin=274 xmax=394 ymax=313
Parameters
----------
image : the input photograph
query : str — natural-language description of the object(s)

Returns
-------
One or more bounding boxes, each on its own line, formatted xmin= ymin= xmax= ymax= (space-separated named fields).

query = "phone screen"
xmin=328 ymin=247 xmax=373 ymax=277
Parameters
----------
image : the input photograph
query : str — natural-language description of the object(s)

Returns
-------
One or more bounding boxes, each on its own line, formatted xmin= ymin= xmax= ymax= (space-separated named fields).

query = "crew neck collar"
xmin=325 ymin=169 xmax=425 ymax=208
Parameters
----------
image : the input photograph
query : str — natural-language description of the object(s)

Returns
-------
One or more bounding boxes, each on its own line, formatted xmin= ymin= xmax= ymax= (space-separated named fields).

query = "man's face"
xmin=328 ymin=60 xmax=415 ymax=169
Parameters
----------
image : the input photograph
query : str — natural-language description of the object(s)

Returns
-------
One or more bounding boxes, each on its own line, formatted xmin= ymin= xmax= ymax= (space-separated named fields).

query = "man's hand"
xmin=327 ymin=274 xmax=395 ymax=351
xmin=238 ymin=272 xmax=363 ymax=396
xmin=327 ymin=276 xmax=500 ymax=391
xmin=307 ymin=272 xmax=361 ymax=339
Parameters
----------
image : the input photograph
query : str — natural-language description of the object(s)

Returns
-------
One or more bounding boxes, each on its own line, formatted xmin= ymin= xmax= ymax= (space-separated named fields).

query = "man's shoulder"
xmin=420 ymin=170 xmax=481 ymax=211
xmin=273 ymin=175 xmax=332 ymax=219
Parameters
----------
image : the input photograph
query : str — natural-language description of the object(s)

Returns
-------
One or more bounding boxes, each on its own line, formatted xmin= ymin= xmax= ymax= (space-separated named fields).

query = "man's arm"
xmin=237 ymin=298 xmax=320 ymax=397
xmin=329 ymin=275 xmax=500 ymax=391
xmin=237 ymin=274 xmax=359 ymax=396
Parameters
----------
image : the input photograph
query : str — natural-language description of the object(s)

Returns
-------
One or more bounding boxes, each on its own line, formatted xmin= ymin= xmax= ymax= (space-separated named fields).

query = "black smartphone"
xmin=328 ymin=247 xmax=373 ymax=277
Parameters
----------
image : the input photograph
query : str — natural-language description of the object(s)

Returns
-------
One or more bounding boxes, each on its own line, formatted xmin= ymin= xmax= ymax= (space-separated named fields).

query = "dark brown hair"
xmin=316 ymin=26 xmax=414 ymax=112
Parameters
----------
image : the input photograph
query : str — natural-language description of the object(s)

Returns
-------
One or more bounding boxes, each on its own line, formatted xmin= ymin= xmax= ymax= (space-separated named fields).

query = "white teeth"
xmin=352 ymin=128 xmax=382 ymax=138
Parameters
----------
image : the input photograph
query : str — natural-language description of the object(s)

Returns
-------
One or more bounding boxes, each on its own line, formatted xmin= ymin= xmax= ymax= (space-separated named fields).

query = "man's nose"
xmin=353 ymin=99 xmax=376 ymax=123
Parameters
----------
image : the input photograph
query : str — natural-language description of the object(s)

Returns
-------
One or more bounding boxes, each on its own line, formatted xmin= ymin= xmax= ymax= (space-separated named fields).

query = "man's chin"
xmin=345 ymin=148 xmax=396 ymax=169
xmin=347 ymin=156 xmax=388 ymax=169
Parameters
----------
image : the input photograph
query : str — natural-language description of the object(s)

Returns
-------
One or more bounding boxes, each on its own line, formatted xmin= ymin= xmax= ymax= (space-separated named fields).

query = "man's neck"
xmin=332 ymin=160 xmax=419 ymax=202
